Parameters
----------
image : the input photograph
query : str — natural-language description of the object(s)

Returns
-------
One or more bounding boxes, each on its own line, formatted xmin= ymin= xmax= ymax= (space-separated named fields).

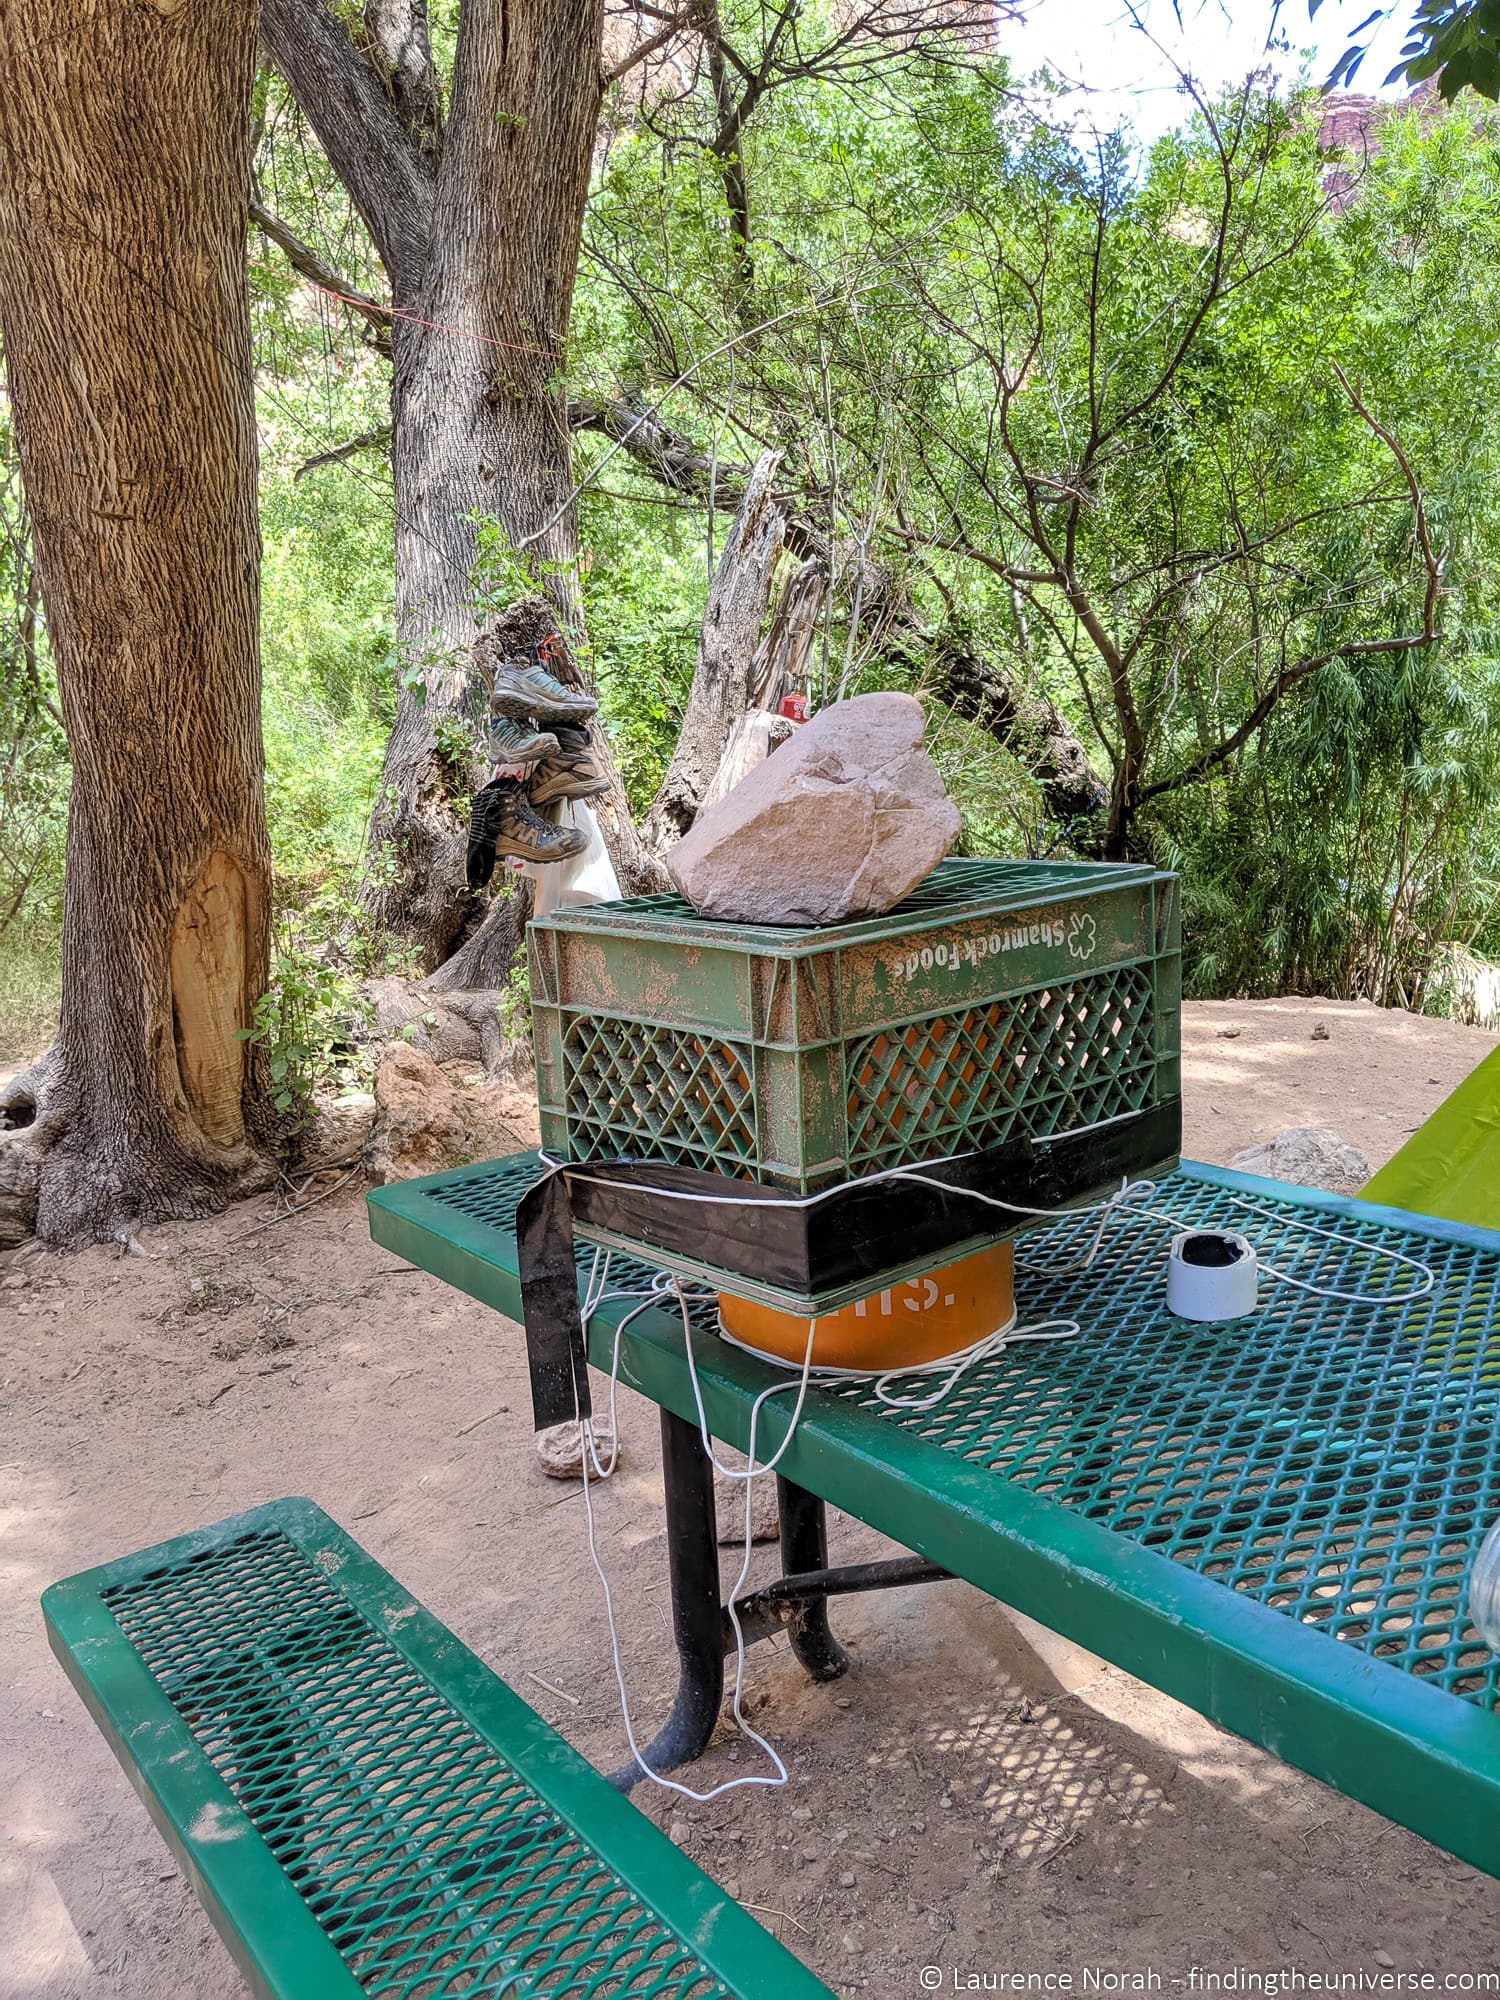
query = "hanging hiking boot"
xmin=467 ymin=777 xmax=588 ymax=889
xmin=486 ymin=713 xmax=559 ymax=766
xmin=489 ymin=656 xmax=599 ymax=726
xmin=528 ymin=724 xmax=611 ymax=806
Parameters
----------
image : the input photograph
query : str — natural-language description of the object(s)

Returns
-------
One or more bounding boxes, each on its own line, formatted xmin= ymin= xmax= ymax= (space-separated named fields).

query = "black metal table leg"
xmin=609 ymin=1407 xmax=725 ymax=1792
xmin=774 ymin=1476 xmax=851 ymax=1683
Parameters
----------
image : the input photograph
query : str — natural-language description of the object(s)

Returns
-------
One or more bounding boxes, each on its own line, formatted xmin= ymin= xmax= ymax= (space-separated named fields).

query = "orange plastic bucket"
xmin=718 ymin=1241 xmax=1015 ymax=1370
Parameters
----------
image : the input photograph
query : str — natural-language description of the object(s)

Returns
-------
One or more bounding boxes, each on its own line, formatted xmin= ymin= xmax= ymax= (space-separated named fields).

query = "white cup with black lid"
xmin=1166 ymin=1228 xmax=1258 ymax=1322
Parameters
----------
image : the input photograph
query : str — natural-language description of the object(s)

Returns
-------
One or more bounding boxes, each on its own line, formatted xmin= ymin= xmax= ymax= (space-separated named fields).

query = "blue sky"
xmin=995 ymin=1 xmax=1418 ymax=142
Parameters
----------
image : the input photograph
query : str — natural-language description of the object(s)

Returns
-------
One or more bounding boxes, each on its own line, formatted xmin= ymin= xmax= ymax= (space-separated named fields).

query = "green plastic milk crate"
xmin=528 ymin=857 xmax=1182 ymax=1194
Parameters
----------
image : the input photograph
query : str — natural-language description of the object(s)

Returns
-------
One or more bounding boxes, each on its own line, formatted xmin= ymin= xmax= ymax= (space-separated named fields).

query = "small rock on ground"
xmin=536 ymin=1415 xmax=618 ymax=1480
xmin=1229 ymin=1124 xmax=1371 ymax=1195
xmin=714 ymin=1448 xmax=781 ymax=1544
xmin=301 ymin=1092 xmax=376 ymax=1165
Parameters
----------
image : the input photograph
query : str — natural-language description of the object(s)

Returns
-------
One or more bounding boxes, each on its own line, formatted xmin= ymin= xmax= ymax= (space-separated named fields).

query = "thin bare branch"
xmin=607 ymin=5 xmax=696 ymax=83
xmin=249 ymin=198 xmax=393 ymax=337
xmin=294 ymin=426 xmax=393 ymax=479
xmin=1137 ymin=369 xmax=1442 ymax=806
xmin=1331 ymin=359 xmax=1442 ymax=636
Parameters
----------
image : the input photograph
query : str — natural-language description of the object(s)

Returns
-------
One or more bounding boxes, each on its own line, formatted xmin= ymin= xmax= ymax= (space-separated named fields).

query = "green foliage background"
xmin=5 ymin=38 xmax=1500 ymax=1060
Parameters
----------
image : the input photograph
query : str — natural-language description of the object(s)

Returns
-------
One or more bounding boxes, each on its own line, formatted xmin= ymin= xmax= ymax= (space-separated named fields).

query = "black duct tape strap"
xmin=515 ymin=1097 xmax=1181 ymax=1431
xmin=516 ymin=1168 xmax=593 ymax=1431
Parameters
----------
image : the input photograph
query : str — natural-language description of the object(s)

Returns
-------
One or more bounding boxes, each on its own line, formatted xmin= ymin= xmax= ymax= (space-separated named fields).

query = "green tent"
xmin=1362 ymin=1042 xmax=1500 ymax=1229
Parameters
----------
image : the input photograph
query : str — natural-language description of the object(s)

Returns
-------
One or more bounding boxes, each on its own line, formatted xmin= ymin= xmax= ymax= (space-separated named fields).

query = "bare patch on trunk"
xmin=170 ymin=851 xmax=248 ymax=1148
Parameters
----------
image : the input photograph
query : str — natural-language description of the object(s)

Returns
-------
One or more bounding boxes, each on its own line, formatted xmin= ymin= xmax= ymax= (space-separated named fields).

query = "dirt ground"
xmin=4 ymin=998 xmax=1499 ymax=2000
xmin=1178 ymin=995 xmax=1498 ymax=1171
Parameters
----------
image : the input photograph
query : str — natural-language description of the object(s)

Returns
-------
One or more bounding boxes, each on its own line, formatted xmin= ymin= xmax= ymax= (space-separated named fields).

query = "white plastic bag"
xmin=510 ymin=799 xmax=620 ymax=916
xmin=700 ymin=709 xmax=789 ymax=813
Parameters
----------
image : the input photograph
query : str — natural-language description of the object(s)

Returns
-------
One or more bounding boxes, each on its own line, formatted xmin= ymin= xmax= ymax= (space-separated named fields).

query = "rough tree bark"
xmin=0 ymin=0 xmax=273 ymax=1244
xmin=693 ymin=557 xmax=831 ymax=816
xmin=927 ymin=635 xmax=1109 ymax=842
xmin=261 ymin=0 xmax=654 ymax=978
xmin=573 ymin=403 xmax=1109 ymax=839
xmin=641 ymin=451 xmax=787 ymax=855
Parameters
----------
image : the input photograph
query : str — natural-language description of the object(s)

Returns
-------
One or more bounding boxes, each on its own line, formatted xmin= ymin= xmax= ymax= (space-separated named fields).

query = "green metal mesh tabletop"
xmin=840 ymin=1180 xmax=1500 ymax=1708
xmin=368 ymin=1153 xmax=1500 ymax=1877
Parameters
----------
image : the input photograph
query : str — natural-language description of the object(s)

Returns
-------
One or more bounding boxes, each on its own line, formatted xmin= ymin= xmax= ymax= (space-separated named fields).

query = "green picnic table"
xmin=368 ymin=1149 xmax=1500 ymax=1878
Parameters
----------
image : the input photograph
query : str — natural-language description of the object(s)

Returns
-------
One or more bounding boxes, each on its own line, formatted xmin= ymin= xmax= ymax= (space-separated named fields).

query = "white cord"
xmin=885 ymin=1169 xmax=1438 ymax=1307
xmin=576 ymin=1272 xmax=821 ymax=1801
xmin=561 ymin=1154 xmax=1437 ymax=1804
xmin=545 ymin=1146 xmax=1438 ymax=1306
xmin=717 ymin=1307 xmax=1086 ymax=1412
xmin=1220 ymin=1192 xmax=1437 ymax=1304
xmin=574 ymin=1260 xmax=1085 ymax=1800
xmin=534 ymin=1110 xmax=1142 ymax=1214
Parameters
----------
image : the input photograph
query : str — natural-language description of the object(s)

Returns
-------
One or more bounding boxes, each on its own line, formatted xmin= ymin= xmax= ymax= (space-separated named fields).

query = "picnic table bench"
xmin=44 ymin=1496 xmax=832 ymax=1999
xmin=369 ymin=1148 xmax=1500 ymax=1882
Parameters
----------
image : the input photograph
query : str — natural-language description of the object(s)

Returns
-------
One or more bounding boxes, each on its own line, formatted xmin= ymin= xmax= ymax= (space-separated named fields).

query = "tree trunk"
xmin=747 ymin=556 xmax=830 ymax=709
xmin=0 ymin=0 xmax=272 ymax=1243
xmin=695 ymin=557 xmax=829 ymax=814
xmin=424 ymin=877 xmax=534 ymax=994
xmin=641 ymin=452 xmax=786 ymax=855
xmin=372 ymin=0 xmax=606 ymax=964
xmin=263 ymin=0 xmax=658 ymax=976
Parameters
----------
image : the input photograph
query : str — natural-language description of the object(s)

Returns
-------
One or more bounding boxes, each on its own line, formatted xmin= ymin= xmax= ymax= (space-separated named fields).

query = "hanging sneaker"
xmin=486 ymin=713 xmax=558 ymax=765
xmin=489 ymin=657 xmax=599 ymax=726
xmin=528 ymin=724 xmax=611 ymax=805
xmin=467 ymin=777 xmax=588 ymax=890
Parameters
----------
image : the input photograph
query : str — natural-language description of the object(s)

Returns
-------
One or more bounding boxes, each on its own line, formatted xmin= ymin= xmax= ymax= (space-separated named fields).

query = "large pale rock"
xmin=0 ymin=1130 xmax=39 ymax=1248
xmin=1230 ymin=1125 xmax=1371 ymax=1195
xmin=364 ymin=976 xmax=510 ymax=1073
xmin=366 ymin=1042 xmax=536 ymax=1184
xmin=300 ymin=1092 xmax=377 ymax=1167
xmin=667 ymin=692 xmax=961 ymax=926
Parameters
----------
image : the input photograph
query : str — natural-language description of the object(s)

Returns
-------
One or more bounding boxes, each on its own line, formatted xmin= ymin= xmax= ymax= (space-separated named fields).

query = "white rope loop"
xmin=560 ymin=1156 xmax=1438 ymax=1802
xmin=576 ymin=1267 xmax=815 ymax=1802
